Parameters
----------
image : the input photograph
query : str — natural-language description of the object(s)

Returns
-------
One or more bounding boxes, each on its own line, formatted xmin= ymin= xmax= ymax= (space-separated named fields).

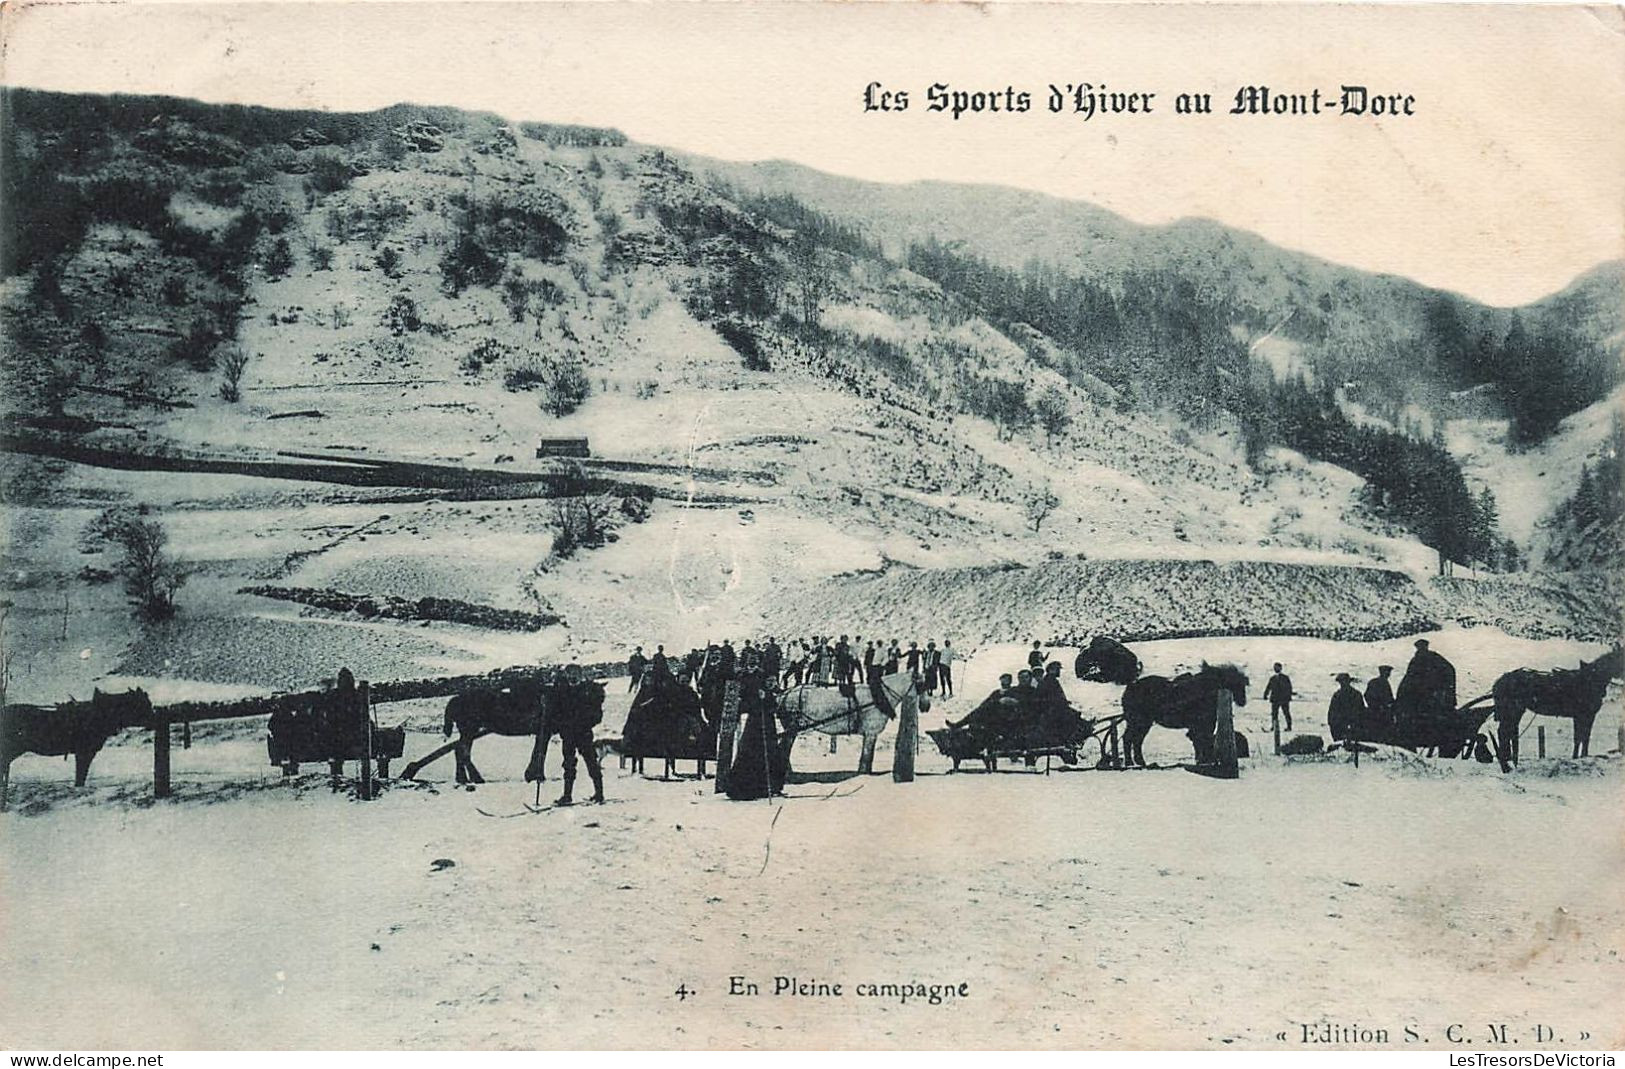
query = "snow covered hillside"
xmin=1446 ymin=386 xmax=1624 ymax=556
xmin=1 ymin=89 xmax=1617 ymax=703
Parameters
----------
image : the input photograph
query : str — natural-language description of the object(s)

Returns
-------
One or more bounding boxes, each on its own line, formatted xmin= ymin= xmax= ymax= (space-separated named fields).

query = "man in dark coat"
xmin=319 ymin=668 xmax=364 ymax=779
xmin=1037 ymin=662 xmax=1067 ymax=707
xmin=1398 ymin=639 xmax=1456 ymax=724
xmin=627 ymin=646 xmax=648 ymax=693
xmin=1364 ymin=665 xmax=1395 ymax=728
xmin=1028 ymin=641 xmax=1046 ymax=671
xmin=1263 ymin=663 xmax=1294 ymax=732
xmin=949 ymin=673 xmax=1019 ymax=738
xmin=552 ymin=663 xmax=605 ymax=805
xmin=651 ymin=645 xmax=670 ymax=680
xmin=1327 ymin=673 xmax=1366 ymax=742
xmin=763 ymin=637 xmax=783 ymax=684
xmin=1037 ymin=662 xmax=1083 ymax=743
xmin=922 ymin=641 xmax=940 ymax=694
xmin=1015 ymin=668 xmax=1046 ymax=758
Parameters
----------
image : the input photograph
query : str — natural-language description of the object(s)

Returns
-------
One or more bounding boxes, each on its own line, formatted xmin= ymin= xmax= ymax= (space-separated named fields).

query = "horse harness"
xmin=782 ymin=675 xmax=912 ymax=733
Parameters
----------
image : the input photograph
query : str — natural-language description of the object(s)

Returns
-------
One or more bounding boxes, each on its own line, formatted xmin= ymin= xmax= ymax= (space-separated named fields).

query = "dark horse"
xmin=1120 ymin=664 xmax=1248 ymax=767
xmin=441 ymin=680 xmax=549 ymax=784
xmin=1 ymin=688 xmax=153 ymax=807
xmin=1492 ymin=646 xmax=1623 ymax=769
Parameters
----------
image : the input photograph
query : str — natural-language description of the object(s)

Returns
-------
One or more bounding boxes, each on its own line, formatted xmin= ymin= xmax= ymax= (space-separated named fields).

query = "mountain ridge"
xmin=705 ymin=156 xmax=1623 ymax=310
xmin=705 ymin=154 xmax=1621 ymax=432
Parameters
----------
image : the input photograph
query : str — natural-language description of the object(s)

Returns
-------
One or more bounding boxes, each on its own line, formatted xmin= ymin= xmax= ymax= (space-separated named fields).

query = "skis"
xmin=475 ymin=803 xmax=554 ymax=818
xmin=474 ymin=798 xmax=624 ymax=818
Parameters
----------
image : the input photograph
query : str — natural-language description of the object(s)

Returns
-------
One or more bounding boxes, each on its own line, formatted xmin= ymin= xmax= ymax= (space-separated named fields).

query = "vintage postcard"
xmin=1 ymin=0 xmax=1621 ymax=1054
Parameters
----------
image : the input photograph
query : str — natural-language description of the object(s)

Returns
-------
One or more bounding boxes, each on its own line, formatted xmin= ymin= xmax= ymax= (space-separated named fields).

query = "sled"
xmin=928 ymin=713 xmax=1125 ymax=774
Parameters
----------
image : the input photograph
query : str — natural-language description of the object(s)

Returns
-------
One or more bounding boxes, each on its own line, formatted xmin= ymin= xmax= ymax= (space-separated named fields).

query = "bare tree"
xmin=117 ymin=518 xmax=186 ymax=619
xmin=1024 ymin=484 xmax=1060 ymax=533
xmin=83 ymin=509 xmax=187 ymax=619
xmin=219 ymin=346 xmax=252 ymax=402
xmin=540 ymin=355 xmax=591 ymax=417
xmin=548 ymin=494 xmax=620 ymax=560
xmin=1032 ymin=384 xmax=1072 ymax=443
xmin=985 ymin=378 xmax=1031 ymax=442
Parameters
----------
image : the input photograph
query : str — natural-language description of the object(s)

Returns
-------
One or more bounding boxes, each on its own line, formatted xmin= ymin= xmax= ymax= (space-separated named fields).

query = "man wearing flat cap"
xmin=1327 ymin=672 xmax=1367 ymax=742
xmin=1364 ymin=665 xmax=1395 ymax=729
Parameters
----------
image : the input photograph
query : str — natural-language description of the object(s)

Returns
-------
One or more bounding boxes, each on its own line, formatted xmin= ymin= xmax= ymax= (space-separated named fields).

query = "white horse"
xmin=775 ymin=672 xmax=921 ymax=774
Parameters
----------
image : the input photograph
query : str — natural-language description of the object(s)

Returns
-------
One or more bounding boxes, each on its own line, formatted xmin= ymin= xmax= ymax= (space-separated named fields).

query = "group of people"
xmin=1264 ymin=638 xmax=1460 ymax=744
xmin=946 ymin=650 xmax=1089 ymax=758
xmin=625 ymin=635 xmax=959 ymax=697
xmin=619 ymin=640 xmax=802 ymax=803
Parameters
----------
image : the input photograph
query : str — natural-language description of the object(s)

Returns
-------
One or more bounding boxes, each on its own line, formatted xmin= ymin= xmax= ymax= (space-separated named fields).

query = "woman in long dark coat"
xmin=727 ymin=663 xmax=786 ymax=800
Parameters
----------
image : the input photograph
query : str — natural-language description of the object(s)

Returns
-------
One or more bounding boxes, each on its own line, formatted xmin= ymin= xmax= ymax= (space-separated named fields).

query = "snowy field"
xmin=3 ymin=630 xmax=1622 ymax=1050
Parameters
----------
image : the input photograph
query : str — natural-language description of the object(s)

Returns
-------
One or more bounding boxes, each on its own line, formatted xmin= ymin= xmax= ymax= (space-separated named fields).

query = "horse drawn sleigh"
xmin=926 ymin=710 xmax=1120 ymax=772
xmin=1327 ymin=689 xmax=1497 ymax=760
xmin=928 ymin=657 xmax=1248 ymax=773
xmin=927 ymin=634 xmax=1249 ymax=774
xmin=266 ymin=670 xmax=406 ymax=778
xmin=619 ymin=671 xmax=716 ymax=778
xmin=1326 ymin=645 xmax=1623 ymax=768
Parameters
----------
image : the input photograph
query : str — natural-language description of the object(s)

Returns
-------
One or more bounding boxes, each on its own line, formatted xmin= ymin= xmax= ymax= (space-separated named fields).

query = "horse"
xmin=1 ymin=688 xmax=153 ymax=807
xmin=1074 ymin=636 xmax=1142 ymax=685
xmin=775 ymin=671 xmax=916 ymax=774
xmin=441 ymin=680 xmax=550 ymax=784
xmin=1120 ymin=663 xmax=1247 ymax=767
xmin=1491 ymin=646 xmax=1623 ymax=769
